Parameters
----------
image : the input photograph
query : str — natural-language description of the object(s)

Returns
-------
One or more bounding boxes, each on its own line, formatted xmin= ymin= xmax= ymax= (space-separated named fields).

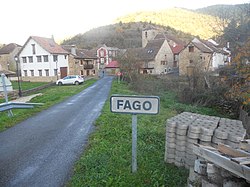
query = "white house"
xmin=18 ymin=36 xmax=69 ymax=82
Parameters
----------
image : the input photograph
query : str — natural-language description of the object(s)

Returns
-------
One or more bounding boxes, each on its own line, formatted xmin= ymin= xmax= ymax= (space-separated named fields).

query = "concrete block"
xmin=202 ymin=179 xmax=220 ymax=187
xmin=194 ymin=159 xmax=207 ymax=175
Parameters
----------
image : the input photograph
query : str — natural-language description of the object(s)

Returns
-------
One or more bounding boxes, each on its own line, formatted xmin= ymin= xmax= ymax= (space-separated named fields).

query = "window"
xmin=28 ymin=56 xmax=33 ymax=63
xmin=32 ymin=44 xmax=36 ymax=54
xmin=53 ymin=55 xmax=58 ymax=62
xmin=43 ymin=55 xmax=49 ymax=62
xmin=100 ymin=50 xmax=104 ymax=57
xmin=30 ymin=70 xmax=34 ymax=76
xmin=161 ymin=61 xmax=167 ymax=65
xmin=100 ymin=58 xmax=104 ymax=64
xmin=22 ymin=57 xmax=27 ymax=63
xmin=38 ymin=70 xmax=42 ymax=76
xmin=189 ymin=46 xmax=194 ymax=52
xmin=80 ymin=70 xmax=84 ymax=76
xmin=189 ymin=60 xmax=193 ymax=64
xmin=37 ymin=56 xmax=42 ymax=62
xmin=145 ymin=31 xmax=148 ymax=38
xmin=45 ymin=69 xmax=49 ymax=76
xmin=23 ymin=70 xmax=27 ymax=76
xmin=80 ymin=60 xmax=84 ymax=66
xmin=54 ymin=69 xmax=58 ymax=76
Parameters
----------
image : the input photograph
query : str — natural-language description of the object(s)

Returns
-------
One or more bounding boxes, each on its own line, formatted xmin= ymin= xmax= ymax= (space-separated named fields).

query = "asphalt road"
xmin=0 ymin=76 xmax=113 ymax=187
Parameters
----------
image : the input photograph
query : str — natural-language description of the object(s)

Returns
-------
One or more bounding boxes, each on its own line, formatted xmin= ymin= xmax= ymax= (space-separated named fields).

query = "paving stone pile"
xmin=164 ymin=112 xmax=246 ymax=169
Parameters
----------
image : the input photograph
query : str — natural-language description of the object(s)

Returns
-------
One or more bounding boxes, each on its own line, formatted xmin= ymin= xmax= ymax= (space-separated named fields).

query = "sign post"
xmin=110 ymin=95 xmax=159 ymax=173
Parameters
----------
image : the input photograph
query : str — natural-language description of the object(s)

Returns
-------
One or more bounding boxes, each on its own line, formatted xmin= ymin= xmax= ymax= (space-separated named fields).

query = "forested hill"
xmin=196 ymin=4 xmax=250 ymax=21
xmin=61 ymin=4 xmax=249 ymax=49
xmin=115 ymin=8 xmax=224 ymax=40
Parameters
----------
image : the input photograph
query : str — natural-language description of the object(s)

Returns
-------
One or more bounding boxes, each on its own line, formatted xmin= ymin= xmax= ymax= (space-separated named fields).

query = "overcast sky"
xmin=1 ymin=0 xmax=249 ymax=45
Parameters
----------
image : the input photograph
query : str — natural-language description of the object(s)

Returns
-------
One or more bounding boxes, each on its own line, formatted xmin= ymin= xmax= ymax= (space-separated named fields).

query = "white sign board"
xmin=0 ymin=74 xmax=13 ymax=92
xmin=110 ymin=95 xmax=159 ymax=115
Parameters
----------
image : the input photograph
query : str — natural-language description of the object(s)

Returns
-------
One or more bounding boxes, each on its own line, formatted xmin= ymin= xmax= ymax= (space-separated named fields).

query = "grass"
xmin=0 ymin=79 xmax=97 ymax=131
xmin=11 ymin=81 xmax=49 ymax=91
xmin=68 ymin=82 xmax=187 ymax=186
xmin=68 ymin=81 xmax=228 ymax=186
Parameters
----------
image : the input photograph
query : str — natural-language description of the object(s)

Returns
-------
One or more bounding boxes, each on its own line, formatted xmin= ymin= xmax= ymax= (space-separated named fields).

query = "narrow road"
xmin=0 ymin=76 xmax=113 ymax=187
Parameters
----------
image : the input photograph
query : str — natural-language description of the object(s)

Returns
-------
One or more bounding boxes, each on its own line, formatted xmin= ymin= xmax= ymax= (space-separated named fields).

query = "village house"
xmin=123 ymin=28 xmax=184 ymax=75
xmin=96 ymin=44 xmax=119 ymax=65
xmin=18 ymin=36 xmax=69 ymax=82
xmin=178 ymin=38 xmax=229 ymax=76
xmin=62 ymin=45 xmax=98 ymax=77
xmin=0 ymin=43 xmax=22 ymax=75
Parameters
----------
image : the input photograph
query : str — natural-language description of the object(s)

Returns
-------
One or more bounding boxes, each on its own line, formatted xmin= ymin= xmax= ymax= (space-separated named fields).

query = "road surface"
xmin=0 ymin=76 xmax=113 ymax=187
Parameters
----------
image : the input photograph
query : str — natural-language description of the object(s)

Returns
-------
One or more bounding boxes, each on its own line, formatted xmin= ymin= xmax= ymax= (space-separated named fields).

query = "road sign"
xmin=110 ymin=95 xmax=159 ymax=115
xmin=0 ymin=73 xmax=13 ymax=92
xmin=110 ymin=95 xmax=160 ymax=173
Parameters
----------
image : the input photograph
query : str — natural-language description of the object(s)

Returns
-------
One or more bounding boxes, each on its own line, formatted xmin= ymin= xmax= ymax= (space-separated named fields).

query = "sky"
xmin=1 ymin=0 xmax=249 ymax=45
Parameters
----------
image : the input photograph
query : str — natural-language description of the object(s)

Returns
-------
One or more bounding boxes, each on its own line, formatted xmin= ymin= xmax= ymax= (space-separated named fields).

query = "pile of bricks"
xmin=164 ymin=112 xmax=246 ymax=169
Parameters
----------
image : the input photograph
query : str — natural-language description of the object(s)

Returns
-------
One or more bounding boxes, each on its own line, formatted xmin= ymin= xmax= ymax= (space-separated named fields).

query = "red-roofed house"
xmin=18 ymin=36 xmax=69 ymax=82
xmin=105 ymin=60 xmax=120 ymax=75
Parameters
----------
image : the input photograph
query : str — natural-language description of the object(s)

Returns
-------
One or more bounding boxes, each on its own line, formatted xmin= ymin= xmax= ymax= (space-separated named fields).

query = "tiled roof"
xmin=62 ymin=45 xmax=97 ymax=59
xmin=170 ymin=44 xmax=184 ymax=54
xmin=76 ymin=49 xmax=97 ymax=59
xmin=126 ymin=39 xmax=165 ymax=61
xmin=28 ymin=36 xmax=68 ymax=54
xmin=155 ymin=33 xmax=185 ymax=45
xmin=0 ymin=43 xmax=21 ymax=55
xmin=105 ymin=61 xmax=119 ymax=68
xmin=192 ymin=38 xmax=213 ymax=53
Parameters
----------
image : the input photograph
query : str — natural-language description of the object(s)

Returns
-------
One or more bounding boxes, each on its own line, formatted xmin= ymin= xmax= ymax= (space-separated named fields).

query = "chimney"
xmin=71 ymin=45 xmax=76 ymax=55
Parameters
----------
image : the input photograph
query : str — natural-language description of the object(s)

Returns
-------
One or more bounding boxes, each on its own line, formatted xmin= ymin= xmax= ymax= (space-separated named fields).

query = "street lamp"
xmin=14 ymin=56 xmax=22 ymax=97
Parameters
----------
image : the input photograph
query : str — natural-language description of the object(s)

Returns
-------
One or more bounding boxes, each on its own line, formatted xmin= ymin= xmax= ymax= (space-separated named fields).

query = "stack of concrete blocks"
xmin=165 ymin=112 xmax=246 ymax=169
xmin=213 ymin=118 xmax=246 ymax=149
xmin=165 ymin=112 xmax=195 ymax=167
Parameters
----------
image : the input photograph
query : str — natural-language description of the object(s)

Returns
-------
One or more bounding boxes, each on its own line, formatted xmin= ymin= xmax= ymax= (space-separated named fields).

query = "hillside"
xmin=61 ymin=22 xmax=192 ymax=49
xmin=115 ymin=8 xmax=224 ymax=40
xmin=62 ymin=5 xmax=249 ymax=50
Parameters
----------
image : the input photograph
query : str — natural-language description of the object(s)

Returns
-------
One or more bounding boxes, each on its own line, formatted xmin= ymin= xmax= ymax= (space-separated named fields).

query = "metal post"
xmin=15 ymin=56 xmax=22 ymax=97
xmin=132 ymin=114 xmax=137 ymax=173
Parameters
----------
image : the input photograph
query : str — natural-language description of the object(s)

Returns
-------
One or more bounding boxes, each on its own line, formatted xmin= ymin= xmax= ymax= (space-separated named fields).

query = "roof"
xmin=191 ymin=38 xmax=227 ymax=54
xmin=155 ymin=33 xmax=185 ymax=45
xmin=170 ymin=44 xmax=184 ymax=54
xmin=20 ymin=36 xmax=68 ymax=55
xmin=0 ymin=69 xmax=16 ymax=75
xmin=105 ymin=61 xmax=119 ymax=68
xmin=125 ymin=39 xmax=165 ymax=61
xmin=0 ymin=43 xmax=21 ymax=55
xmin=62 ymin=45 xmax=97 ymax=59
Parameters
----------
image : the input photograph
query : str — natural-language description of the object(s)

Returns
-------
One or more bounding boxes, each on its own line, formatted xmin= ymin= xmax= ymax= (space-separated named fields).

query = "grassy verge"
xmin=0 ymin=79 xmax=97 ymax=131
xmin=68 ymin=82 xmax=182 ymax=186
xmin=69 ymin=81 xmax=228 ymax=186
xmin=11 ymin=81 xmax=49 ymax=91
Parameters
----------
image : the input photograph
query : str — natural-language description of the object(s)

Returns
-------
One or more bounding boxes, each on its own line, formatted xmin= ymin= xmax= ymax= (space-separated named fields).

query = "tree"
xmin=116 ymin=49 xmax=143 ymax=82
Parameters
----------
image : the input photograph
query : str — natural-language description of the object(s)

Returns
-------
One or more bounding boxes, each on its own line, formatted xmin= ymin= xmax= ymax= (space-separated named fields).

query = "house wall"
xmin=153 ymin=40 xmax=174 ymax=74
xmin=212 ymin=53 xmax=225 ymax=70
xmin=179 ymin=44 xmax=211 ymax=76
xmin=19 ymin=38 xmax=68 ymax=82
xmin=0 ymin=47 xmax=21 ymax=72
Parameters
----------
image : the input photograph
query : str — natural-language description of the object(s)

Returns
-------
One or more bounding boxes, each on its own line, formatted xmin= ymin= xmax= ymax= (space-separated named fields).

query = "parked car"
xmin=56 ymin=75 xmax=84 ymax=85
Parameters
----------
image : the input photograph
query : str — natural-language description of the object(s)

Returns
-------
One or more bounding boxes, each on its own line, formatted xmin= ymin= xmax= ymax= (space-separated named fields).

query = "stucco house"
xmin=179 ymin=38 xmax=229 ymax=76
xmin=0 ymin=43 xmax=22 ymax=74
xmin=96 ymin=44 xmax=119 ymax=66
xmin=18 ymin=36 xmax=69 ymax=82
xmin=62 ymin=45 xmax=98 ymax=77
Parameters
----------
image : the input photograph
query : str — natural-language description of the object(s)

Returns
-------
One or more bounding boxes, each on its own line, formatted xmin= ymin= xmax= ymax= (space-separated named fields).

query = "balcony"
xmin=84 ymin=64 xmax=94 ymax=69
